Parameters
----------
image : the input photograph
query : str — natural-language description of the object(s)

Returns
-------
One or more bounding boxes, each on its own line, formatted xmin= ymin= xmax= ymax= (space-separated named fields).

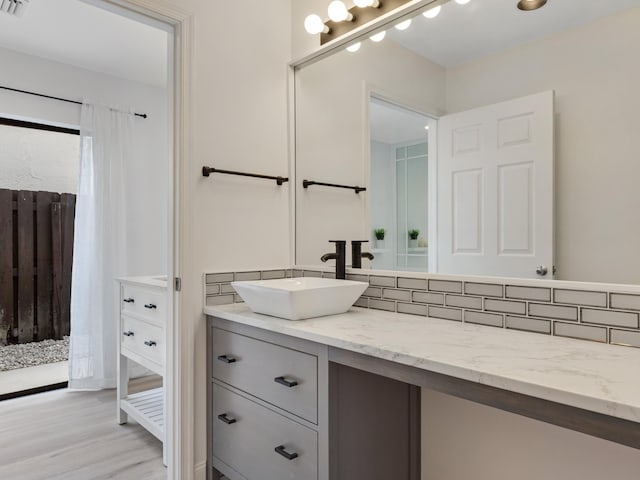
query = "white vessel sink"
xmin=232 ymin=277 xmax=368 ymax=321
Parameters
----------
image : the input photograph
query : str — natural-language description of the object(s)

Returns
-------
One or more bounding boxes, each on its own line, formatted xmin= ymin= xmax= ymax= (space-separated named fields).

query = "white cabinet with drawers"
xmin=208 ymin=317 xmax=329 ymax=480
xmin=117 ymin=276 xmax=168 ymax=459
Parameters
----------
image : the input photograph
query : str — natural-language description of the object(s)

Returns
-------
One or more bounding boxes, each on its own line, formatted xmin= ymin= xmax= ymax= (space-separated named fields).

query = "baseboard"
xmin=194 ymin=460 xmax=207 ymax=480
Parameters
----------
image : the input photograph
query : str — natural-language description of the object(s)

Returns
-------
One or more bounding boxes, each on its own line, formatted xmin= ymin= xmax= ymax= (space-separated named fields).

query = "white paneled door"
xmin=437 ymin=91 xmax=554 ymax=278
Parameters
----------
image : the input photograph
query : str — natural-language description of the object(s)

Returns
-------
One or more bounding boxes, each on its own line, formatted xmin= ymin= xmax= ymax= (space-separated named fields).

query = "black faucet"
xmin=321 ymin=240 xmax=346 ymax=279
xmin=351 ymin=240 xmax=375 ymax=269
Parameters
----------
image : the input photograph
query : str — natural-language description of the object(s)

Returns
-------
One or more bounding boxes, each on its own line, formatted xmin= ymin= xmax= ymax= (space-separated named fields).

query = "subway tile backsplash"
xmin=485 ymin=299 xmax=526 ymax=315
xmin=204 ymin=268 xmax=640 ymax=350
xmin=505 ymin=286 xmax=551 ymax=302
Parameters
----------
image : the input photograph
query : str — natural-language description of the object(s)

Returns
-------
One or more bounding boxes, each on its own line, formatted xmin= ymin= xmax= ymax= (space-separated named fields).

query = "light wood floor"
xmin=0 ymin=387 xmax=166 ymax=480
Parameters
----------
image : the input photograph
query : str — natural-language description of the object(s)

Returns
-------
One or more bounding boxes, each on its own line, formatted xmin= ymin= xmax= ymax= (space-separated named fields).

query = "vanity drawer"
xmin=121 ymin=284 xmax=166 ymax=324
xmin=212 ymin=382 xmax=317 ymax=480
xmin=212 ymin=328 xmax=318 ymax=423
xmin=121 ymin=315 xmax=164 ymax=368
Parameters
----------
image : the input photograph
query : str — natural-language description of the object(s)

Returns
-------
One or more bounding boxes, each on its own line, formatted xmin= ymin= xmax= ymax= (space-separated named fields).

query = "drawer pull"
xmin=144 ymin=303 xmax=157 ymax=309
xmin=275 ymin=445 xmax=298 ymax=461
xmin=123 ymin=298 xmax=135 ymax=303
xmin=217 ymin=413 xmax=237 ymax=425
xmin=274 ymin=376 xmax=298 ymax=388
xmin=217 ymin=355 xmax=237 ymax=364
xmin=123 ymin=331 xmax=135 ymax=337
xmin=144 ymin=340 xmax=157 ymax=347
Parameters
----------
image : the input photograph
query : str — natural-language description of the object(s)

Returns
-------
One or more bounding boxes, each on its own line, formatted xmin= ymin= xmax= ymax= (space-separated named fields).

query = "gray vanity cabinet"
xmin=207 ymin=316 xmax=420 ymax=480
xmin=212 ymin=327 xmax=318 ymax=423
xmin=212 ymin=382 xmax=318 ymax=480
xmin=208 ymin=318 xmax=330 ymax=480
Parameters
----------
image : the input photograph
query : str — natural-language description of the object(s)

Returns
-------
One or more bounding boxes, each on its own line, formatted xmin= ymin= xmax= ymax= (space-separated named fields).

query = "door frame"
xmin=82 ymin=1 xmax=192 ymax=478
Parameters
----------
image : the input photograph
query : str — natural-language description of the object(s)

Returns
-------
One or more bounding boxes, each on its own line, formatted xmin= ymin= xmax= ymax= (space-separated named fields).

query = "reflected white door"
xmin=437 ymin=91 xmax=554 ymax=278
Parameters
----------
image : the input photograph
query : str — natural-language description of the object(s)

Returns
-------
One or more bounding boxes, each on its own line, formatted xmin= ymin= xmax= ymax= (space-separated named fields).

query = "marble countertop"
xmin=204 ymin=304 xmax=640 ymax=423
xmin=118 ymin=275 xmax=168 ymax=289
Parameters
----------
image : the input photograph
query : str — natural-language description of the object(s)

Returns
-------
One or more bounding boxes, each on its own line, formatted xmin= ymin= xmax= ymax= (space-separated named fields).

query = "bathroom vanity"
xmin=117 ymin=276 xmax=168 ymax=459
xmin=205 ymin=303 xmax=640 ymax=480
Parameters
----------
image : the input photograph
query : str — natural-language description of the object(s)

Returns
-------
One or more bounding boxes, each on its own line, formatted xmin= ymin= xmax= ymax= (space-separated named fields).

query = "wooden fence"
xmin=0 ymin=189 xmax=76 ymax=346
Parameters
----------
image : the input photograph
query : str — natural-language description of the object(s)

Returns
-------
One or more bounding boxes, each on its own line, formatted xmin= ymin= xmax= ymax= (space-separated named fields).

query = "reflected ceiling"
xmin=388 ymin=0 xmax=640 ymax=67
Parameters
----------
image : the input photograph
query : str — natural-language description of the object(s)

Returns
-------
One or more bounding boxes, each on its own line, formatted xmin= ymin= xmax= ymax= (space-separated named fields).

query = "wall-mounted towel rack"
xmin=302 ymin=180 xmax=366 ymax=194
xmin=202 ymin=166 xmax=289 ymax=186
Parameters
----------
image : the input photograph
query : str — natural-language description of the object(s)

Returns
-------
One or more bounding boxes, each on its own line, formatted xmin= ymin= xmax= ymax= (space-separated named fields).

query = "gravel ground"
xmin=0 ymin=337 xmax=69 ymax=372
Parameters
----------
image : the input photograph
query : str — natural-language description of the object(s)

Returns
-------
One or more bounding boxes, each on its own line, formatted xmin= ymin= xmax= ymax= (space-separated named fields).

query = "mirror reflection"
xmin=369 ymin=98 xmax=435 ymax=272
xmin=295 ymin=0 xmax=640 ymax=284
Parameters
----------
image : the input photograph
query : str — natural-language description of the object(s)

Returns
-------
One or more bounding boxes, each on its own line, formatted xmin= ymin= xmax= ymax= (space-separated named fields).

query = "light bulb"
xmin=424 ymin=125 xmax=430 ymax=130
xmin=370 ymin=31 xmax=386 ymax=42
xmin=354 ymin=0 xmax=380 ymax=7
xmin=304 ymin=14 xmax=329 ymax=35
xmin=395 ymin=19 xmax=412 ymax=31
xmin=328 ymin=1 xmax=353 ymax=22
xmin=517 ymin=0 xmax=547 ymax=11
xmin=346 ymin=42 xmax=361 ymax=53
xmin=423 ymin=5 xmax=442 ymax=18
xmin=455 ymin=0 xmax=471 ymax=4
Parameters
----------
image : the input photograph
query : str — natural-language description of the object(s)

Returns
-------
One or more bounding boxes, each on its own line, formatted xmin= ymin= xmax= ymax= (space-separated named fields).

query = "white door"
xmin=437 ymin=91 xmax=554 ymax=278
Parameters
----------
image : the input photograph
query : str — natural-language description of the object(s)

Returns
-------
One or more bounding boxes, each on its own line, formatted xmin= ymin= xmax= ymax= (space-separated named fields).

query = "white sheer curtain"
xmin=68 ymin=103 xmax=133 ymax=390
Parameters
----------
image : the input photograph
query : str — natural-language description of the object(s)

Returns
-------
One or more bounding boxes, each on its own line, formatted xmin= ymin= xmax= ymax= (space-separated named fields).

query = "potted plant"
xmin=374 ymin=228 xmax=385 ymax=249
xmin=408 ymin=229 xmax=419 ymax=248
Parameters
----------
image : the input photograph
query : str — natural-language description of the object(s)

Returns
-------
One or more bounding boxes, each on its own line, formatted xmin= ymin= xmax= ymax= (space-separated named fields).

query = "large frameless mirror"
xmin=294 ymin=0 xmax=640 ymax=284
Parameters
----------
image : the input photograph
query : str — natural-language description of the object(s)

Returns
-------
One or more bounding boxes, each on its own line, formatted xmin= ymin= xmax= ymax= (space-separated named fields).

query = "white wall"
xmin=422 ymin=389 xmax=640 ymax=480
xmin=446 ymin=8 xmax=640 ymax=284
xmin=163 ymin=0 xmax=293 ymax=476
xmin=0 ymin=124 xmax=79 ymax=193
xmin=0 ymin=46 xmax=169 ymax=277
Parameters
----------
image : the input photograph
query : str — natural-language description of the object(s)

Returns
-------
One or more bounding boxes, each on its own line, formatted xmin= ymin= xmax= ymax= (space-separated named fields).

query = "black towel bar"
xmin=202 ymin=166 xmax=288 ymax=186
xmin=302 ymin=179 xmax=366 ymax=194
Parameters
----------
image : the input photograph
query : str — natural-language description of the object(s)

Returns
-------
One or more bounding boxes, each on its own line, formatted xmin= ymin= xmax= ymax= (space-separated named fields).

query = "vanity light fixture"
xmin=328 ymin=1 xmax=353 ymax=22
xmin=305 ymin=14 xmax=330 ymax=35
xmin=517 ymin=0 xmax=547 ymax=11
xmin=423 ymin=5 xmax=442 ymax=18
xmin=313 ymin=0 xmax=415 ymax=45
xmin=346 ymin=42 xmax=362 ymax=52
xmin=354 ymin=0 xmax=380 ymax=8
xmin=395 ymin=18 xmax=412 ymax=30
xmin=454 ymin=0 xmax=471 ymax=4
xmin=370 ymin=31 xmax=386 ymax=42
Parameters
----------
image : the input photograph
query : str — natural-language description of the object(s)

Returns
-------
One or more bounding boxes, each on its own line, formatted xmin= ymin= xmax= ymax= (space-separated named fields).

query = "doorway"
xmin=0 ymin=0 xmax=178 ymax=477
xmin=0 ymin=117 xmax=79 ymax=399
xmin=368 ymin=96 xmax=437 ymax=272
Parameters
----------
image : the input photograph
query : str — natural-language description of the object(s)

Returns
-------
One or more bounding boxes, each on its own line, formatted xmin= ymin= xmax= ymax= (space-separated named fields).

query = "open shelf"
xmin=121 ymin=387 xmax=164 ymax=441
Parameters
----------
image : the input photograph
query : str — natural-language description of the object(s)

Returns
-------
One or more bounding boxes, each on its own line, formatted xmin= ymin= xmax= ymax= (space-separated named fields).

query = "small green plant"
xmin=408 ymin=229 xmax=420 ymax=240
xmin=374 ymin=228 xmax=385 ymax=240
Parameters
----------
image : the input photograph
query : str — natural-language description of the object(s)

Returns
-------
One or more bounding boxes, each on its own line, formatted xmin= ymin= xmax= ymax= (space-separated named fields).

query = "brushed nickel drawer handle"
xmin=144 ymin=303 xmax=157 ymax=309
xmin=217 ymin=355 xmax=237 ymax=364
xmin=123 ymin=298 xmax=134 ymax=303
xmin=217 ymin=413 xmax=237 ymax=425
xmin=123 ymin=331 xmax=135 ymax=337
xmin=144 ymin=340 xmax=157 ymax=347
xmin=274 ymin=376 xmax=298 ymax=388
xmin=275 ymin=445 xmax=298 ymax=461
